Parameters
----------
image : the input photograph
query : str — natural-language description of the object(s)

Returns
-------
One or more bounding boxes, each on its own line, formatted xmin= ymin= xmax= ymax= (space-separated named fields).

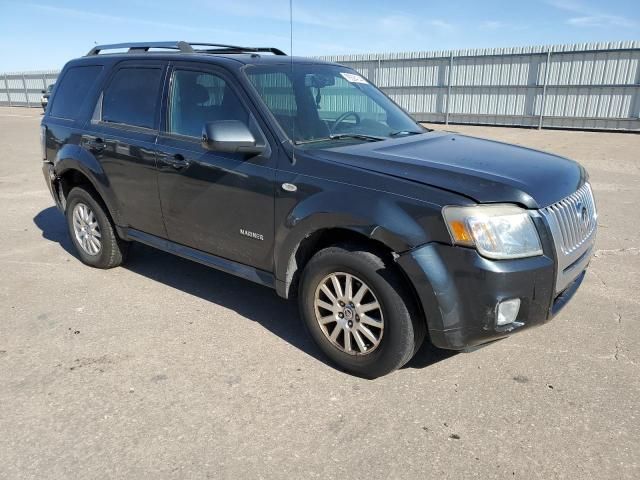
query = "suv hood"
xmin=316 ymin=132 xmax=585 ymax=208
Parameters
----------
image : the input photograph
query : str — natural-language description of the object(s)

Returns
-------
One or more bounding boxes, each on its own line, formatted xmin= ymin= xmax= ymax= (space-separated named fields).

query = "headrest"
xmin=180 ymin=83 xmax=209 ymax=106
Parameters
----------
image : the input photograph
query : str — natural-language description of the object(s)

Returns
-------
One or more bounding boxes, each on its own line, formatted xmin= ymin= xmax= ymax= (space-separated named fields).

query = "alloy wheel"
xmin=72 ymin=202 xmax=102 ymax=256
xmin=313 ymin=272 xmax=384 ymax=355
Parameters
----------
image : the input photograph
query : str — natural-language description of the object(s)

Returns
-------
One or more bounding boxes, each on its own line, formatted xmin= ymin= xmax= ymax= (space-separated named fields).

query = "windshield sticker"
xmin=340 ymin=72 xmax=368 ymax=84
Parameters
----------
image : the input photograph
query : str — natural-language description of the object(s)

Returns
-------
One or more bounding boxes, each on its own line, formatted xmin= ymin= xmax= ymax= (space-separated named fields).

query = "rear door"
xmin=155 ymin=62 xmax=276 ymax=271
xmin=82 ymin=60 xmax=167 ymax=237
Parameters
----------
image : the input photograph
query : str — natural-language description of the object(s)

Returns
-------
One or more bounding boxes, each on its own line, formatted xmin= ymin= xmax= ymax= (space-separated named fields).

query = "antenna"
xmin=290 ymin=0 xmax=296 ymax=164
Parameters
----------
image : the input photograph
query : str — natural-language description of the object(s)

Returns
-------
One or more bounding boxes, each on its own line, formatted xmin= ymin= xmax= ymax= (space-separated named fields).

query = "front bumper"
xmin=397 ymin=242 xmax=588 ymax=350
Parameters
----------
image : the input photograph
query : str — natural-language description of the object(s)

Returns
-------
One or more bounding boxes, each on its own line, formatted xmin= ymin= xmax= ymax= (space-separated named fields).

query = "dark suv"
xmin=41 ymin=41 xmax=597 ymax=378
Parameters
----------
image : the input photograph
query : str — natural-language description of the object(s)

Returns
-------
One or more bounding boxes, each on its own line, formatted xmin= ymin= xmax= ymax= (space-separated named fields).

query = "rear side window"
xmin=102 ymin=67 xmax=163 ymax=129
xmin=50 ymin=66 xmax=102 ymax=119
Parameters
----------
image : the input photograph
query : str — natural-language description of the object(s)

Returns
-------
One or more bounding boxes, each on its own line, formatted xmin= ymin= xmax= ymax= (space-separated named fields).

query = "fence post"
xmin=22 ymin=73 xmax=31 ymax=107
xmin=5 ymin=74 xmax=12 ymax=107
xmin=445 ymin=52 xmax=454 ymax=125
xmin=539 ymin=50 xmax=551 ymax=130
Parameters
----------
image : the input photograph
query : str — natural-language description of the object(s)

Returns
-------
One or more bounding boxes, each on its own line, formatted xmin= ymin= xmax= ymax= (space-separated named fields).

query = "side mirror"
xmin=201 ymin=120 xmax=264 ymax=155
xmin=41 ymin=90 xmax=46 ymax=94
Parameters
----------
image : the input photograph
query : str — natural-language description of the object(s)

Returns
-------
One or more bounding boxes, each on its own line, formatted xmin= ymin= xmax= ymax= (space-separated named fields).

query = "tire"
xmin=299 ymin=244 xmax=426 ymax=378
xmin=65 ymin=186 xmax=128 ymax=269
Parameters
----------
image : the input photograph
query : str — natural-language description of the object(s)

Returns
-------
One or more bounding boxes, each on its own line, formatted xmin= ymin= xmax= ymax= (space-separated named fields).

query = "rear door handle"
xmin=85 ymin=137 xmax=106 ymax=153
xmin=160 ymin=153 xmax=191 ymax=170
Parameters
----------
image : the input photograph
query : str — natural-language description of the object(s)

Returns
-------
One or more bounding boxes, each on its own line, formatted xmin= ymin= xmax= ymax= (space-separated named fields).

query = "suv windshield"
xmin=246 ymin=64 xmax=424 ymax=146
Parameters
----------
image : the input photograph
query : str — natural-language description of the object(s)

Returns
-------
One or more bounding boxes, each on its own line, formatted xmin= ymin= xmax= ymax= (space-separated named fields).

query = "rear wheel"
xmin=299 ymin=244 xmax=425 ymax=378
xmin=65 ymin=186 xmax=128 ymax=269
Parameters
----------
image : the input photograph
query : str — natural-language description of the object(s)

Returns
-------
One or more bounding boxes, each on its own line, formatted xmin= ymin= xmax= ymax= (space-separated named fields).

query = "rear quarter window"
xmin=50 ymin=65 xmax=103 ymax=119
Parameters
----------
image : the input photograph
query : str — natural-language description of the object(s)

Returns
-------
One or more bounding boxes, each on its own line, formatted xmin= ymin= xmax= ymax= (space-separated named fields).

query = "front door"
xmin=156 ymin=64 xmax=276 ymax=271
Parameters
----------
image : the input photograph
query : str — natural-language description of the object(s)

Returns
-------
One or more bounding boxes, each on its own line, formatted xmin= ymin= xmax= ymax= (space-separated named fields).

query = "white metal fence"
xmin=322 ymin=41 xmax=640 ymax=131
xmin=1 ymin=41 xmax=639 ymax=130
xmin=0 ymin=70 xmax=58 ymax=108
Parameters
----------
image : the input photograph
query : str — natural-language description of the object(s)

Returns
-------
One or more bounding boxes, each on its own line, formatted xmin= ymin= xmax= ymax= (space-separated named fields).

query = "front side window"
xmin=168 ymin=70 xmax=249 ymax=138
xmin=246 ymin=64 xmax=423 ymax=146
xmin=50 ymin=66 xmax=102 ymax=119
xmin=102 ymin=67 xmax=163 ymax=129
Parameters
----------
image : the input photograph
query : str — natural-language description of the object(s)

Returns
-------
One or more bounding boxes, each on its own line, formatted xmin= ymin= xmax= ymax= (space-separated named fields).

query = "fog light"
xmin=496 ymin=298 xmax=520 ymax=326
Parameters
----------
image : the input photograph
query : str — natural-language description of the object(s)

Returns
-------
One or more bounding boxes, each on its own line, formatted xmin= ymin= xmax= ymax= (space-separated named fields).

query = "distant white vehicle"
xmin=40 ymin=84 xmax=54 ymax=111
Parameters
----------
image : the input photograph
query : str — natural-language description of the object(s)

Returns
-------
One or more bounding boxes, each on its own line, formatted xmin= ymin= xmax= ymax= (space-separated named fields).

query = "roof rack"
xmin=86 ymin=41 xmax=287 ymax=56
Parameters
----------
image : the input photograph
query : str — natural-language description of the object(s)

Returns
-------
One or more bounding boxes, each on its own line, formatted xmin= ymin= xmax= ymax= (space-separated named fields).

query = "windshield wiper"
xmin=295 ymin=133 xmax=386 ymax=145
xmin=330 ymin=133 xmax=386 ymax=141
xmin=389 ymin=130 xmax=423 ymax=137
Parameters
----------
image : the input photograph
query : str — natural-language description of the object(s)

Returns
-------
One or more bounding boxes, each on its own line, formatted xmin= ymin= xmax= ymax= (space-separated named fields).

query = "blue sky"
xmin=0 ymin=0 xmax=638 ymax=72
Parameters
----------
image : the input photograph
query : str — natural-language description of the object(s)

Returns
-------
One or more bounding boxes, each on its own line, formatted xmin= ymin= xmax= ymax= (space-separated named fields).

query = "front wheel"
xmin=299 ymin=245 xmax=425 ymax=378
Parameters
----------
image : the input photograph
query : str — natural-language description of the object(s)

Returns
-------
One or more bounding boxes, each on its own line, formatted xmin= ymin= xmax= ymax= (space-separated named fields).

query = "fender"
xmin=274 ymin=186 xmax=448 ymax=297
xmin=53 ymin=144 xmax=121 ymax=225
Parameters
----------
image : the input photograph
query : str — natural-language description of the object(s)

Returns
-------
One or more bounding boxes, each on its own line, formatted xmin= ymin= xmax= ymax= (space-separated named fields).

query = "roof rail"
xmin=86 ymin=41 xmax=194 ymax=55
xmin=86 ymin=41 xmax=287 ymax=56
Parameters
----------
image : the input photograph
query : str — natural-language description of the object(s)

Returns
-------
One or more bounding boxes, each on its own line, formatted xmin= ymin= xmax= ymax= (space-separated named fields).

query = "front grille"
xmin=540 ymin=182 xmax=597 ymax=293
xmin=541 ymin=183 xmax=597 ymax=255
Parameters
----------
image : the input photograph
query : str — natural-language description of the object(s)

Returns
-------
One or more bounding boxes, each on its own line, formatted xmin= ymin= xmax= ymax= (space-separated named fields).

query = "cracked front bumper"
xmin=397 ymin=243 xmax=586 ymax=350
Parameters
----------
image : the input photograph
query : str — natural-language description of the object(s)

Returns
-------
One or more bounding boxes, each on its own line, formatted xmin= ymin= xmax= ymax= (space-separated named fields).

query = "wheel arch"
xmin=278 ymin=226 xmax=390 ymax=297
xmin=53 ymin=145 xmax=120 ymax=225
xmin=276 ymin=224 xmax=426 ymax=326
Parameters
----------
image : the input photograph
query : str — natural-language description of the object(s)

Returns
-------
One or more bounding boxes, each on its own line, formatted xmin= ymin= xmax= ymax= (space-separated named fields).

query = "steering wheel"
xmin=331 ymin=111 xmax=361 ymax=134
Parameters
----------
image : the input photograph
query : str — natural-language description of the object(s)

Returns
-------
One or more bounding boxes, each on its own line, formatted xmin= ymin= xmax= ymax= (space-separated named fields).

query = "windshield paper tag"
xmin=340 ymin=72 xmax=368 ymax=84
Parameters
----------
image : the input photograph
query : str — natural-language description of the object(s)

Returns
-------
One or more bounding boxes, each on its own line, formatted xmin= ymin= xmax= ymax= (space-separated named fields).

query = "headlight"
xmin=442 ymin=204 xmax=542 ymax=259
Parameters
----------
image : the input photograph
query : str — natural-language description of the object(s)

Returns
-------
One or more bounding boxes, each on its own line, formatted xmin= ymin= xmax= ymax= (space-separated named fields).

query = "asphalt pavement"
xmin=1 ymin=106 xmax=638 ymax=479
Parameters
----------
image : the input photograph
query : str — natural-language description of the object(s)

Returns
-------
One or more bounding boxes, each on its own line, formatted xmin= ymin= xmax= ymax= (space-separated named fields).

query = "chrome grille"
xmin=540 ymin=182 xmax=597 ymax=293
xmin=541 ymin=183 xmax=597 ymax=255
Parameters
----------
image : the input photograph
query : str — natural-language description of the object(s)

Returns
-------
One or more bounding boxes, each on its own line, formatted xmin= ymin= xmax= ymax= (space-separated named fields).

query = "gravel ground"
xmin=1 ymin=107 xmax=638 ymax=479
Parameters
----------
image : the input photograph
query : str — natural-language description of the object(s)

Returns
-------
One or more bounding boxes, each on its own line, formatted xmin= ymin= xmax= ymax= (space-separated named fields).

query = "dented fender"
xmin=272 ymin=173 xmax=459 ymax=297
